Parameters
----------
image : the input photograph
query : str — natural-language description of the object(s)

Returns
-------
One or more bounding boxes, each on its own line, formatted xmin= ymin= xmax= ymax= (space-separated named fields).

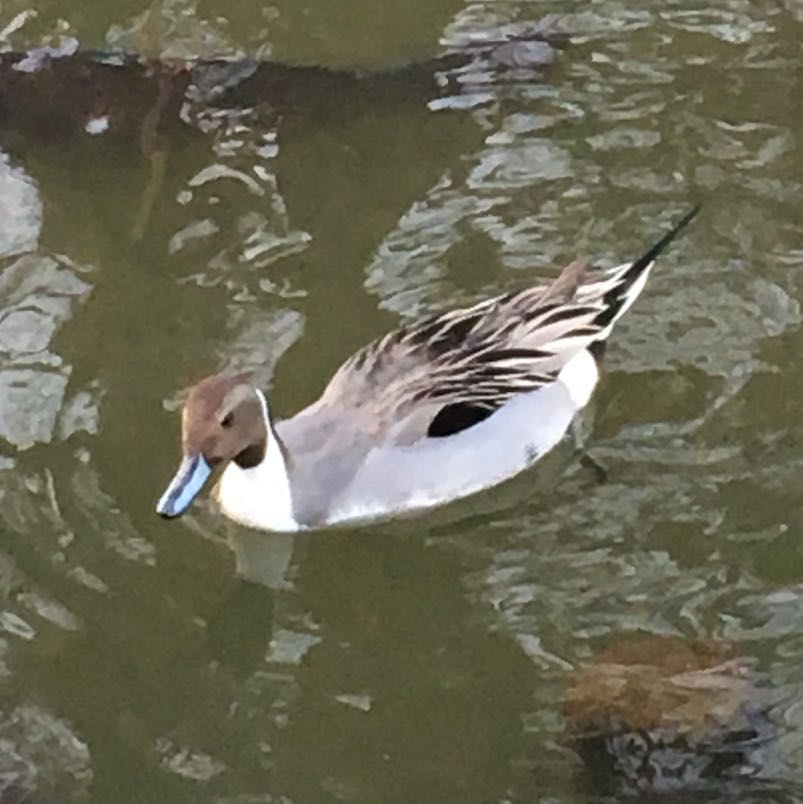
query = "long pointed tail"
xmin=593 ymin=204 xmax=701 ymax=333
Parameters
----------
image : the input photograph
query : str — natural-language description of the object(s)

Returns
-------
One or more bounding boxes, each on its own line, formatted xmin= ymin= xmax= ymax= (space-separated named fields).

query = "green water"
xmin=1 ymin=1 xmax=803 ymax=802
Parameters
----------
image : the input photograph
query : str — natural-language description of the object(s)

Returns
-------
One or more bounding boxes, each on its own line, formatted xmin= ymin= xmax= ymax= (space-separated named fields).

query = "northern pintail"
xmin=157 ymin=207 xmax=699 ymax=532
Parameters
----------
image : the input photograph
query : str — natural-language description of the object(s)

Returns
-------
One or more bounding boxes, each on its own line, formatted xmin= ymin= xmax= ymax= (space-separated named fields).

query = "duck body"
xmin=157 ymin=207 xmax=699 ymax=532
xmin=219 ymin=380 xmax=576 ymax=530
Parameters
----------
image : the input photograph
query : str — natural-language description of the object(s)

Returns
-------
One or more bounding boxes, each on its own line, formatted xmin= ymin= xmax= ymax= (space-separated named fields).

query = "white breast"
xmin=217 ymin=456 xmax=300 ymax=532
xmin=216 ymin=390 xmax=301 ymax=533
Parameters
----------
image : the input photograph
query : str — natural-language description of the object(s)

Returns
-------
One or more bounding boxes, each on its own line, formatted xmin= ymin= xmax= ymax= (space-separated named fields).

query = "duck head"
xmin=157 ymin=372 xmax=269 ymax=518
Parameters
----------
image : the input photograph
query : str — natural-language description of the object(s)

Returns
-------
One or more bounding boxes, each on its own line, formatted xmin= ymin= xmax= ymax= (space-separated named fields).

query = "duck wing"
xmin=316 ymin=277 xmax=588 ymax=440
xmin=312 ymin=206 xmax=700 ymax=445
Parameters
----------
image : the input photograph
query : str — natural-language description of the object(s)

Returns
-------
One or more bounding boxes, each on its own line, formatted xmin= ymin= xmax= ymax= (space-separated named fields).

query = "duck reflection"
xmin=225 ymin=527 xmax=295 ymax=590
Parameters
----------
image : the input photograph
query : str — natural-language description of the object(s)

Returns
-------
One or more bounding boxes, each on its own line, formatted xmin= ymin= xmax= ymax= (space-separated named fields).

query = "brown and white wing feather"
xmin=315 ymin=278 xmax=604 ymax=440
xmin=313 ymin=206 xmax=700 ymax=444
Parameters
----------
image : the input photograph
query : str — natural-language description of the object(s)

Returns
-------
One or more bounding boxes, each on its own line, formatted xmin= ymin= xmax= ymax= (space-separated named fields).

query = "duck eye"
xmin=221 ymin=412 xmax=234 ymax=428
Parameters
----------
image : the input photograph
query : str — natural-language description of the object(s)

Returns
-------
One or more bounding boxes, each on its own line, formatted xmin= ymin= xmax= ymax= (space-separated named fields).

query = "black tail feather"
xmin=594 ymin=204 xmax=701 ymax=330
xmin=622 ymin=203 xmax=701 ymax=286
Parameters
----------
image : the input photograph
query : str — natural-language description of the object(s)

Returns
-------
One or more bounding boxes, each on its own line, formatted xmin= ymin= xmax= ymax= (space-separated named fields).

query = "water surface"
xmin=0 ymin=1 xmax=802 ymax=802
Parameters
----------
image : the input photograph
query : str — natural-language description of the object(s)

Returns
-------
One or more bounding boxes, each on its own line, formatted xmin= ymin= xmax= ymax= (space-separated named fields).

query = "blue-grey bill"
xmin=156 ymin=453 xmax=212 ymax=518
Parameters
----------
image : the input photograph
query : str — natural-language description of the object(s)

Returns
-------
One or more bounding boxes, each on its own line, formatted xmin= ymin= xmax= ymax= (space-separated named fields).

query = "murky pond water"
xmin=0 ymin=0 xmax=803 ymax=802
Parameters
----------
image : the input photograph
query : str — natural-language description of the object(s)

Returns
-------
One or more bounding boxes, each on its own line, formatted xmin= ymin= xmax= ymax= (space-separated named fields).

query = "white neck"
xmin=216 ymin=389 xmax=299 ymax=532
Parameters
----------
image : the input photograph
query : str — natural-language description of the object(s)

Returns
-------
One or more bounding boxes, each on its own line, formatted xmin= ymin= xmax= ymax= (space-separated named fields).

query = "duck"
xmin=156 ymin=206 xmax=699 ymax=532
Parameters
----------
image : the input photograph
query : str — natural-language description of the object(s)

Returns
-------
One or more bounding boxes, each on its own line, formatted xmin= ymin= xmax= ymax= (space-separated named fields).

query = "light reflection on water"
xmin=0 ymin=1 xmax=802 ymax=802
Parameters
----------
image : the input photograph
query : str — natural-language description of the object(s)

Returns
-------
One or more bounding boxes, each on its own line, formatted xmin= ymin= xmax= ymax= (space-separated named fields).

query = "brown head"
xmin=156 ymin=372 xmax=270 ymax=518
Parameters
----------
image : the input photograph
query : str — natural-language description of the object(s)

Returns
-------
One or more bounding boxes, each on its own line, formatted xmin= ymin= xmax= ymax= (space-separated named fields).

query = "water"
xmin=0 ymin=1 xmax=802 ymax=802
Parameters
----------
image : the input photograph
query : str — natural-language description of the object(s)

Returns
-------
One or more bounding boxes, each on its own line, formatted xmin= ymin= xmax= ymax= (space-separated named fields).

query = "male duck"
xmin=157 ymin=207 xmax=699 ymax=532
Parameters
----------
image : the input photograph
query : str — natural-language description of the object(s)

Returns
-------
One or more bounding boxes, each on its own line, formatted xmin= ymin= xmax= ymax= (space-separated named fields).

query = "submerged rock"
xmin=565 ymin=633 xmax=775 ymax=794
